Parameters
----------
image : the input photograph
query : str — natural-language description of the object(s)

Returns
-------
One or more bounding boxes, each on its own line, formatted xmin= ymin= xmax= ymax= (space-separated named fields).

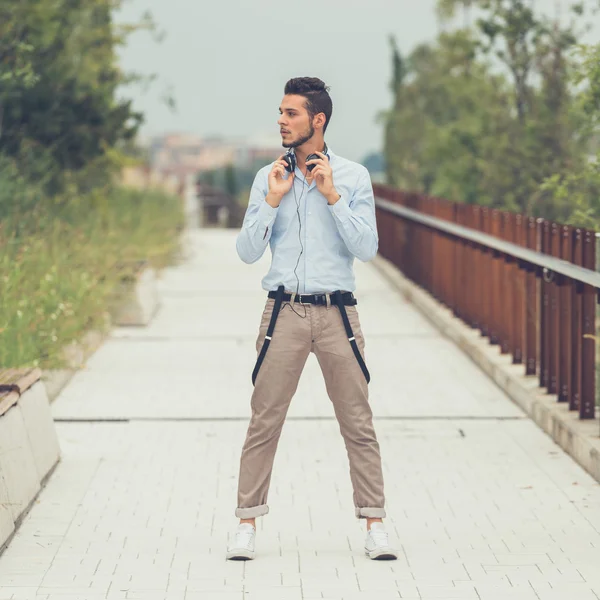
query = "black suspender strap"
xmin=333 ymin=290 xmax=371 ymax=384
xmin=252 ymin=285 xmax=285 ymax=386
xmin=252 ymin=286 xmax=370 ymax=386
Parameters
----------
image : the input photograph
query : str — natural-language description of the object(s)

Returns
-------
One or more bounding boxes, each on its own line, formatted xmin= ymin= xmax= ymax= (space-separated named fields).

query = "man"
xmin=227 ymin=77 xmax=397 ymax=561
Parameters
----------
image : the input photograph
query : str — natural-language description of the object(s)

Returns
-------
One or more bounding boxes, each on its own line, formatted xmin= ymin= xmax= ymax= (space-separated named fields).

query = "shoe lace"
xmin=235 ymin=529 xmax=254 ymax=549
xmin=370 ymin=529 xmax=389 ymax=547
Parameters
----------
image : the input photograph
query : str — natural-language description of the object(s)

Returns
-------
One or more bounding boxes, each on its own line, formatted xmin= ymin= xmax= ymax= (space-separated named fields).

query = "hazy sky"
xmin=117 ymin=0 xmax=599 ymax=163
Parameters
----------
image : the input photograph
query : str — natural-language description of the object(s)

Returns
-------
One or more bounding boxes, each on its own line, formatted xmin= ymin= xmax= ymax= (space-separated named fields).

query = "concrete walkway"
xmin=1 ymin=228 xmax=600 ymax=600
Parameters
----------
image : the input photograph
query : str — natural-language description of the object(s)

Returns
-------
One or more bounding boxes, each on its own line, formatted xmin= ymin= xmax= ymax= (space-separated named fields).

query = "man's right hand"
xmin=266 ymin=156 xmax=295 ymax=207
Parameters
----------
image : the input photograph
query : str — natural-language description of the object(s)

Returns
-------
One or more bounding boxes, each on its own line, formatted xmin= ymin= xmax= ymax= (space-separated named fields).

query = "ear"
xmin=313 ymin=113 xmax=326 ymax=131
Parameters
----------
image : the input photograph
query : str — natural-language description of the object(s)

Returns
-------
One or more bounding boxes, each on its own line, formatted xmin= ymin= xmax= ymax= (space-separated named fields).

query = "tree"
xmin=430 ymin=0 xmax=593 ymax=217
xmin=538 ymin=42 xmax=600 ymax=228
xmin=0 ymin=0 xmax=154 ymax=194
xmin=382 ymin=30 xmax=514 ymax=206
xmin=382 ymin=0 xmax=596 ymax=221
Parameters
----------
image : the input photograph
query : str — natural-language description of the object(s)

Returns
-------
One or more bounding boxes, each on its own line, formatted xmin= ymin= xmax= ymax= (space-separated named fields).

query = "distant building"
xmin=146 ymin=132 xmax=282 ymax=176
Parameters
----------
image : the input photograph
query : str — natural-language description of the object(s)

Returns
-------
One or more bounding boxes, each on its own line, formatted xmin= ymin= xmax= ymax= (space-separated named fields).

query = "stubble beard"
xmin=282 ymin=123 xmax=315 ymax=149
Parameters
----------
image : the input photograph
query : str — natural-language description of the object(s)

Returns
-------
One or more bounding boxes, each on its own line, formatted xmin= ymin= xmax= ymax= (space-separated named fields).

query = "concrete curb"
xmin=20 ymin=382 xmax=62 ymax=482
xmin=372 ymin=254 xmax=600 ymax=483
xmin=42 ymin=326 xmax=109 ymax=403
xmin=0 ymin=375 xmax=60 ymax=550
xmin=110 ymin=265 xmax=160 ymax=327
xmin=43 ymin=266 xmax=161 ymax=402
xmin=0 ymin=470 xmax=14 ymax=552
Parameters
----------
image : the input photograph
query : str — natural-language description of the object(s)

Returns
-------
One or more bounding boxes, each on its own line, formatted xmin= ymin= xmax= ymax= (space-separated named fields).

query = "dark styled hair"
xmin=284 ymin=77 xmax=333 ymax=133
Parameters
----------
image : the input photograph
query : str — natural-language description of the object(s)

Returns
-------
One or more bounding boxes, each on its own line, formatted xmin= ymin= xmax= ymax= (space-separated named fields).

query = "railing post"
xmin=581 ymin=230 xmax=596 ymax=418
xmin=472 ymin=205 xmax=482 ymax=332
xmin=548 ymin=222 xmax=560 ymax=396
xmin=481 ymin=207 xmax=491 ymax=339
xmin=490 ymin=210 xmax=501 ymax=346
xmin=426 ymin=195 xmax=435 ymax=298
xmin=500 ymin=212 xmax=513 ymax=356
xmin=571 ymin=229 xmax=583 ymax=412
xmin=524 ymin=218 xmax=539 ymax=376
xmin=438 ymin=199 xmax=446 ymax=306
xmin=434 ymin=198 xmax=441 ymax=302
xmin=466 ymin=205 xmax=475 ymax=329
xmin=454 ymin=203 xmax=463 ymax=321
xmin=393 ymin=190 xmax=403 ymax=274
xmin=540 ymin=220 xmax=551 ymax=390
xmin=513 ymin=213 xmax=524 ymax=364
xmin=559 ymin=225 xmax=573 ymax=403
xmin=416 ymin=196 xmax=422 ymax=294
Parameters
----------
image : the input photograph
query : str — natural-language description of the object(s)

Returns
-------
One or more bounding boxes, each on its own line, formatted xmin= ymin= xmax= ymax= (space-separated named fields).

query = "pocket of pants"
xmin=260 ymin=299 xmax=275 ymax=327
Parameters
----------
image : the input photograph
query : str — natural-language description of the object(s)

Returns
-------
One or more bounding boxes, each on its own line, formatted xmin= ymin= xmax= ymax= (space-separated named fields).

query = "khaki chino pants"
xmin=235 ymin=295 xmax=386 ymax=519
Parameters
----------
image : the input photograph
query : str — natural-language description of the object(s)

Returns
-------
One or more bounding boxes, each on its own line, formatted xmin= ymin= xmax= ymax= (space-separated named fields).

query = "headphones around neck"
xmin=283 ymin=142 xmax=329 ymax=174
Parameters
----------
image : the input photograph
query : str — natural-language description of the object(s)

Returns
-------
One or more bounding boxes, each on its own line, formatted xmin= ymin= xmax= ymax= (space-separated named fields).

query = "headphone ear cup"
xmin=306 ymin=145 xmax=330 ymax=172
xmin=286 ymin=152 xmax=296 ymax=173
xmin=306 ymin=153 xmax=320 ymax=173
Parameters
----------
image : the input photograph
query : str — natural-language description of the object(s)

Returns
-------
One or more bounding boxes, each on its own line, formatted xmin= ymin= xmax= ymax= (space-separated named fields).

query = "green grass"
xmin=0 ymin=186 xmax=184 ymax=369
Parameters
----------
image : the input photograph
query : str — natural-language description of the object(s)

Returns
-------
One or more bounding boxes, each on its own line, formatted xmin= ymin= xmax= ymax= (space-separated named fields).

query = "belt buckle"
xmin=299 ymin=294 xmax=311 ymax=305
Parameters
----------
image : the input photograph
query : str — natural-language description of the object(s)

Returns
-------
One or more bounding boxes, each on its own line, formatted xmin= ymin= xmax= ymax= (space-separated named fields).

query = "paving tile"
xmin=0 ymin=229 xmax=598 ymax=600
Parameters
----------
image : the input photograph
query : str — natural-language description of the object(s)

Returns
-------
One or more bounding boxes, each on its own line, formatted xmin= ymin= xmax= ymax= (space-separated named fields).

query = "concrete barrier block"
xmin=42 ymin=325 xmax=108 ymax=402
xmin=112 ymin=266 xmax=159 ymax=326
xmin=0 ymin=466 xmax=15 ymax=549
xmin=0 ymin=405 xmax=41 ymax=522
xmin=41 ymin=369 xmax=73 ymax=404
xmin=19 ymin=382 xmax=61 ymax=481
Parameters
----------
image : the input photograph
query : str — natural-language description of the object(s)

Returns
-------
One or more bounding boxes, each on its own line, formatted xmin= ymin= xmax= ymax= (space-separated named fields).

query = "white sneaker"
xmin=364 ymin=522 xmax=398 ymax=560
xmin=226 ymin=523 xmax=256 ymax=560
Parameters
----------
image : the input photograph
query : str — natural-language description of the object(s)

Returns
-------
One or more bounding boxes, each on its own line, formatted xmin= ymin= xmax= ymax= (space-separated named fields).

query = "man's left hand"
xmin=306 ymin=152 xmax=340 ymax=204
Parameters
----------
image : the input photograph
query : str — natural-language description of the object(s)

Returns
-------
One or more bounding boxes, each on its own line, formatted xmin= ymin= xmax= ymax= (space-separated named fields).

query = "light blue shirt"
xmin=236 ymin=148 xmax=378 ymax=294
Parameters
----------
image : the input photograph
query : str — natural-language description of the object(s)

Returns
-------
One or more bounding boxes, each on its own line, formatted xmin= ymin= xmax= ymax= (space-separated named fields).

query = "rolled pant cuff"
xmin=235 ymin=504 xmax=269 ymax=519
xmin=356 ymin=507 xmax=386 ymax=519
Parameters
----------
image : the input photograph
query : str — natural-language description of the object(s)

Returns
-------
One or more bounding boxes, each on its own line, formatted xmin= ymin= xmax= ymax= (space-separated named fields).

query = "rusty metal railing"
xmin=374 ymin=185 xmax=599 ymax=420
